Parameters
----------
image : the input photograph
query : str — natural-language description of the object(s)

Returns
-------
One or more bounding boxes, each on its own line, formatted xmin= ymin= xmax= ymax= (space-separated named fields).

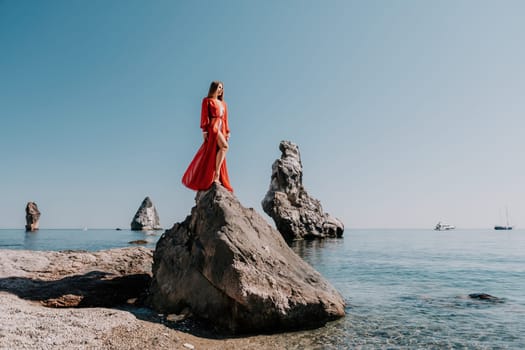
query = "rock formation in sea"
xmin=468 ymin=293 xmax=502 ymax=302
xmin=25 ymin=201 xmax=41 ymax=232
xmin=131 ymin=196 xmax=162 ymax=231
xmin=129 ymin=239 xmax=149 ymax=245
xmin=148 ymin=183 xmax=345 ymax=334
xmin=261 ymin=141 xmax=344 ymax=241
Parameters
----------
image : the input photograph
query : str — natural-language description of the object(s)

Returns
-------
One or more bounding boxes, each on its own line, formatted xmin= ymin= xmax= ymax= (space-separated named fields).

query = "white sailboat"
xmin=494 ymin=207 xmax=513 ymax=230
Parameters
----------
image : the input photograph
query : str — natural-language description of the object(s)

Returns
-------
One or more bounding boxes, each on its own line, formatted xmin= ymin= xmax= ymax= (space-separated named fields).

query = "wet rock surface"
xmin=468 ymin=293 xmax=503 ymax=302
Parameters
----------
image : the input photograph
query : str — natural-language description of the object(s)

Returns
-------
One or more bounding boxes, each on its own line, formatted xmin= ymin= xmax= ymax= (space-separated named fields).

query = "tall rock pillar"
xmin=25 ymin=202 xmax=41 ymax=232
xmin=130 ymin=197 xmax=162 ymax=231
xmin=262 ymin=141 xmax=344 ymax=241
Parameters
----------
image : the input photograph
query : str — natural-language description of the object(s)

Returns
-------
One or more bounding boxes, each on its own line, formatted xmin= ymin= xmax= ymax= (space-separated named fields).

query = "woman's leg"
xmin=214 ymin=131 xmax=229 ymax=183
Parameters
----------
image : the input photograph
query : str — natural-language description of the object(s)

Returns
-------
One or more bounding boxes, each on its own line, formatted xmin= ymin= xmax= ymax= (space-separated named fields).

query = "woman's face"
xmin=217 ymin=84 xmax=223 ymax=97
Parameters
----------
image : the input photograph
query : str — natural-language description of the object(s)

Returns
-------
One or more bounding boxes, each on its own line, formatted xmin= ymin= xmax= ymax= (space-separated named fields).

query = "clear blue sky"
xmin=1 ymin=0 xmax=524 ymax=229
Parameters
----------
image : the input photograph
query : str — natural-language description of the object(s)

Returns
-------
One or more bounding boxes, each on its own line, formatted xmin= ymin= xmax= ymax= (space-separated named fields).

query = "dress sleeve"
xmin=224 ymin=101 xmax=230 ymax=134
xmin=200 ymin=98 xmax=209 ymax=131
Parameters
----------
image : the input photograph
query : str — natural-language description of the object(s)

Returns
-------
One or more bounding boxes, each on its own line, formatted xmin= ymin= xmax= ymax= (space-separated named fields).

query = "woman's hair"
xmin=207 ymin=81 xmax=224 ymax=100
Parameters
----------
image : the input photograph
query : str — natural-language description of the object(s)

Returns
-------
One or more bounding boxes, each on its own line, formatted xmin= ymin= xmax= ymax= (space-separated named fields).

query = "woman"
xmin=182 ymin=81 xmax=233 ymax=192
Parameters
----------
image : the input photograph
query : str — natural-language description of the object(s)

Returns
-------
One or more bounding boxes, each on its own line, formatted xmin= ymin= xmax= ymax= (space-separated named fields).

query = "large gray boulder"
xmin=130 ymin=197 xmax=162 ymax=231
xmin=262 ymin=141 xmax=344 ymax=241
xmin=148 ymin=184 xmax=345 ymax=334
xmin=25 ymin=202 xmax=41 ymax=232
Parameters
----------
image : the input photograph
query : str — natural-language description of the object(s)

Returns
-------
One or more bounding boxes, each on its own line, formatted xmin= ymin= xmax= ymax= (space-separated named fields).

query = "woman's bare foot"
xmin=213 ymin=173 xmax=221 ymax=184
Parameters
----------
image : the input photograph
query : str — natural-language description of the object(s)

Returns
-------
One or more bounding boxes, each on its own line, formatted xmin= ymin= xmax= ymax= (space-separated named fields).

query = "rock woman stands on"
xmin=182 ymin=81 xmax=233 ymax=192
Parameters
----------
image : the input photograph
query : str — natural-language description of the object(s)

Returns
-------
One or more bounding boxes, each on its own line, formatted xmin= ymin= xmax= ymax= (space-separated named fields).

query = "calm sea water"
xmin=1 ymin=228 xmax=524 ymax=349
xmin=0 ymin=228 xmax=160 ymax=251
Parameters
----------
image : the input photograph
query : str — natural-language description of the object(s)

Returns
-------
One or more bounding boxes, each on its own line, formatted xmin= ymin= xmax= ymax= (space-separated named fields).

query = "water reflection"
xmin=1 ymin=229 xmax=161 ymax=251
xmin=291 ymin=238 xmax=345 ymax=267
xmin=291 ymin=238 xmax=326 ymax=257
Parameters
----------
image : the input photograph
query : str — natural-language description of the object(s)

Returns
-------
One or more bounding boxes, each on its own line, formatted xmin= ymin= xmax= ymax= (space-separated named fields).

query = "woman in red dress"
xmin=182 ymin=81 xmax=233 ymax=192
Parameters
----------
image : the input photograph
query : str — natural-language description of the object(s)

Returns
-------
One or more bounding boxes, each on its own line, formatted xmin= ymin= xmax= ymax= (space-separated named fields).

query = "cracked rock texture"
xmin=262 ymin=141 xmax=344 ymax=241
xmin=148 ymin=184 xmax=345 ymax=334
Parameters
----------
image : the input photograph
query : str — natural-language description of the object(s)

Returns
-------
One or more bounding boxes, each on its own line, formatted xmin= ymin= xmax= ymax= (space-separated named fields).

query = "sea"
xmin=1 ymin=228 xmax=524 ymax=349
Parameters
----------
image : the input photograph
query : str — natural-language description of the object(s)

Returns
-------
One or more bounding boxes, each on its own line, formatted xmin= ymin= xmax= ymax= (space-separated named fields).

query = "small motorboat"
xmin=434 ymin=222 xmax=455 ymax=231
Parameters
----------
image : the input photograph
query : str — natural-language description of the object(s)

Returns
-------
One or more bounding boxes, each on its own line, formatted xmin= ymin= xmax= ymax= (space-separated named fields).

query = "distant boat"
xmin=494 ymin=207 xmax=513 ymax=230
xmin=435 ymin=222 xmax=455 ymax=231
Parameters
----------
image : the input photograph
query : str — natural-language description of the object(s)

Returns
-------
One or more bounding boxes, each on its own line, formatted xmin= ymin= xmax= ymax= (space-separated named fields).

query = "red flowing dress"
xmin=182 ymin=97 xmax=233 ymax=192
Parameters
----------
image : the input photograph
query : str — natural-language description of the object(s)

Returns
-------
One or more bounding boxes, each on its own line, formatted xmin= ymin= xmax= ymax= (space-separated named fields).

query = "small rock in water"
xmin=469 ymin=293 xmax=501 ymax=302
xmin=129 ymin=239 xmax=148 ymax=245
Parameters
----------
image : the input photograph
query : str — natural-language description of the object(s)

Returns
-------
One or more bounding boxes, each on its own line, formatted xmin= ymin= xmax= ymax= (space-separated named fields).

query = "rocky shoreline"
xmin=2 ymin=141 xmax=346 ymax=348
xmin=0 ymin=247 xmax=342 ymax=349
xmin=0 ymin=290 xmax=288 ymax=349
